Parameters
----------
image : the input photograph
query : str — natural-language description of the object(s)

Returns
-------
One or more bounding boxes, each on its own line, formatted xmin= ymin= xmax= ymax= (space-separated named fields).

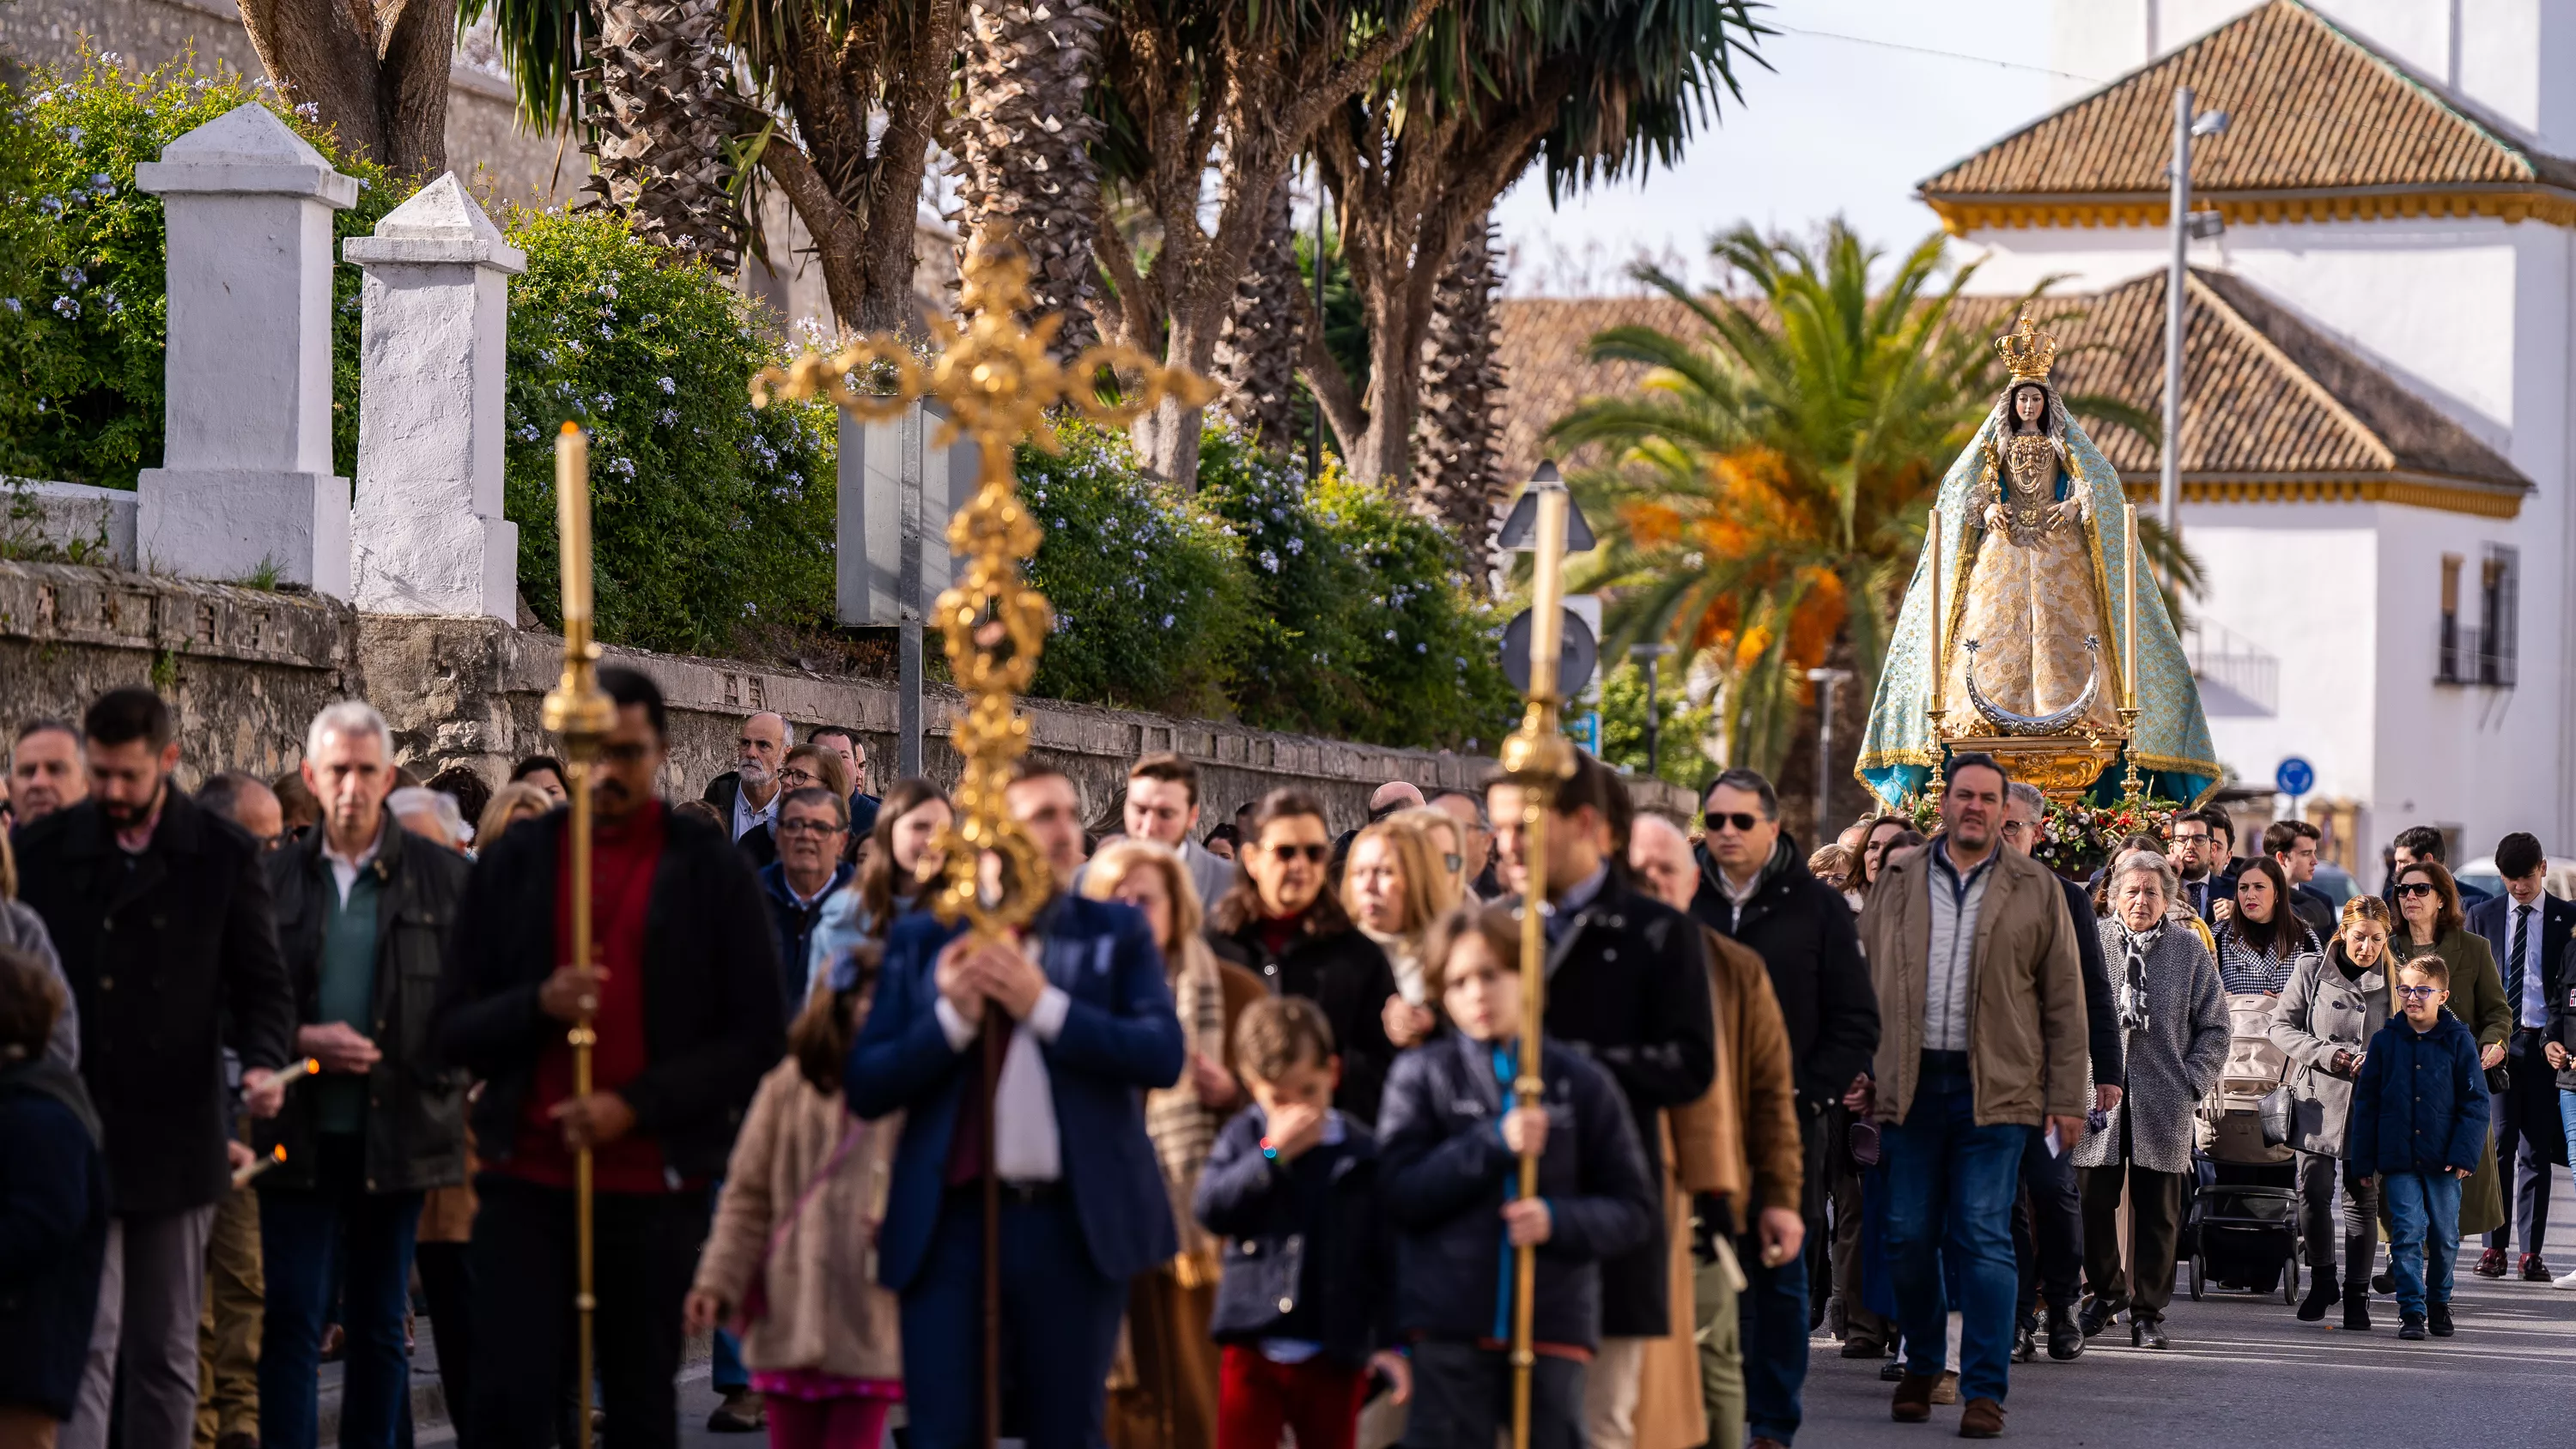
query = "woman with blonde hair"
xmin=1341 ymin=818 xmax=1455 ymax=1050
xmin=804 ymin=779 xmax=951 ymax=997
xmin=473 ymin=781 xmax=554 ymax=855
xmin=1388 ymin=805 xmax=1468 ymax=899
xmin=2269 ymin=894 xmax=2396 ymax=1327
xmin=1081 ymin=840 xmax=1265 ymax=1449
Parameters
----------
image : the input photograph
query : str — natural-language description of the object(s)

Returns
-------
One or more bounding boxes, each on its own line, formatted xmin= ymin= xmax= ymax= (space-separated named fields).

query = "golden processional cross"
xmin=750 ymin=237 xmax=1213 ymax=1449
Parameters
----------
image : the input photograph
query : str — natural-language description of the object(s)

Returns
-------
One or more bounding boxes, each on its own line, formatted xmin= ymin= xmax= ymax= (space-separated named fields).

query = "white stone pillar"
xmin=343 ymin=173 xmax=526 ymax=619
xmin=134 ymin=103 xmax=357 ymax=597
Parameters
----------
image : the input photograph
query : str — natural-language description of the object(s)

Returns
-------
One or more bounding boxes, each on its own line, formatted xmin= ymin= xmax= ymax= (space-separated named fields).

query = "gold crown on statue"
xmin=1994 ymin=313 xmax=2058 ymax=380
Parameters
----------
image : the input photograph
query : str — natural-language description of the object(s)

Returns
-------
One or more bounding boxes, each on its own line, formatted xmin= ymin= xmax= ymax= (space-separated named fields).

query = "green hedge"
xmin=0 ymin=53 xmax=397 ymax=488
xmin=499 ymin=208 xmax=837 ymax=655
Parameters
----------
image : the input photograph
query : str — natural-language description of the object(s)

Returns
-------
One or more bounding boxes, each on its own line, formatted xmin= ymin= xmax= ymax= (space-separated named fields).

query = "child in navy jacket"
xmin=1376 ymin=904 xmax=1655 ymax=1449
xmin=2347 ymin=956 xmax=2490 ymax=1339
xmin=0 ymin=943 xmax=110 ymax=1432
xmin=1197 ymin=997 xmax=1407 ymax=1449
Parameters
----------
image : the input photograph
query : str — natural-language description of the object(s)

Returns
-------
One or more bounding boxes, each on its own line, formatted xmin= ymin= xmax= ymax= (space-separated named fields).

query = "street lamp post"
xmin=2162 ymin=87 xmax=2228 ymax=547
xmin=1806 ymin=666 xmax=1852 ymax=849
xmin=1631 ymin=642 xmax=1674 ymax=776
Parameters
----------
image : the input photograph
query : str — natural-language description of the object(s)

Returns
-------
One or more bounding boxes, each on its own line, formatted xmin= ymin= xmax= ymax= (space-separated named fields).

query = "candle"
xmin=1927 ymin=506 xmax=1945 ymax=718
xmin=274 ymin=1057 xmax=321 ymax=1087
xmin=556 ymin=422 xmax=592 ymax=627
xmin=2123 ymin=503 xmax=2139 ymax=712
xmin=1528 ymin=488 xmax=1568 ymax=700
xmin=231 ymin=1144 xmax=286 ymax=1191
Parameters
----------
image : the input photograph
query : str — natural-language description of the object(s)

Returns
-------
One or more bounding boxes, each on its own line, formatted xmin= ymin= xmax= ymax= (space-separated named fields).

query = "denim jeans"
xmin=1880 ymin=1058 xmax=2031 ymax=1405
xmin=2382 ymin=1170 xmax=2463 ymax=1317
xmin=1735 ymin=1234 xmax=1808 ymax=1444
xmin=258 ymin=1135 xmax=425 ymax=1449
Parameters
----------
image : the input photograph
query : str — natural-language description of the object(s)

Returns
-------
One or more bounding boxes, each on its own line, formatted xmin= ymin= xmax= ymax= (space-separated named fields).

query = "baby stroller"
xmin=2183 ymin=993 xmax=2304 ymax=1301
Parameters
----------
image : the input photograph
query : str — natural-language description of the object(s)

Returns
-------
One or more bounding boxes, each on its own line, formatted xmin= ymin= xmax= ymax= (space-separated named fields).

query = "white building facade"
xmin=1925 ymin=0 xmax=2576 ymax=871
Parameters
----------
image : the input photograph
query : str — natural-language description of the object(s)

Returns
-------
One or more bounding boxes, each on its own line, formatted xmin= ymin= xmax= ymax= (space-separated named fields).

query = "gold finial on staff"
xmin=752 ymin=233 xmax=1213 ymax=1449
xmin=543 ymin=421 xmax=618 ymax=1449
xmin=1497 ymin=468 xmax=1578 ymax=1449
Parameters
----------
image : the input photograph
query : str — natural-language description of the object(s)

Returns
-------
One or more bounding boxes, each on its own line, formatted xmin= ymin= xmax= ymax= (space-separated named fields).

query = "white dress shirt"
xmin=732 ymin=779 xmax=780 ymax=846
xmin=2508 ymin=899 xmax=2549 ymax=1028
xmin=933 ymin=937 xmax=1073 ymax=1182
xmin=323 ymin=823 xmax=386 ymax=906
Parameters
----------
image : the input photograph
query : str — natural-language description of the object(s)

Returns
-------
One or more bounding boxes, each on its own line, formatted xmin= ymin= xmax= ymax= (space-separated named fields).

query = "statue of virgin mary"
xmin=1856 ymin=315 xmax=2220 ymax=807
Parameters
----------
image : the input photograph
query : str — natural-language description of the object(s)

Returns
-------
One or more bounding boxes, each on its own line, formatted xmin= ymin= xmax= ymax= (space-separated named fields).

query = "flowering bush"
xmin=500 ymin=208 xmax=837 ymax=655
xmin=1197 ymin=426 xmax=1517 ymax=750
xmin=1894 ymin=773 xmax=2178 ymax=876
xmin=1019 ymin=419 xmax=1250 ymax=714
xmin=0 ymin=50 xmax=398 ymax=488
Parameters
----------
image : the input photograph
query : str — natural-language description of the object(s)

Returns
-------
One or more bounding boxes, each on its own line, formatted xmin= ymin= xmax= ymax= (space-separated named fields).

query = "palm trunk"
xmin=1409 ymin=217 xmax=1507 ymax=563
xmin=1209 ymin=181 xmax=1304 ymax=452
xmin=236 ymin=0 xmax=453 ymax=180
xmin=957 ymin=0 xmax=1107 ymax=358
xmin=581 ymin=0 xmax=753 ymax=273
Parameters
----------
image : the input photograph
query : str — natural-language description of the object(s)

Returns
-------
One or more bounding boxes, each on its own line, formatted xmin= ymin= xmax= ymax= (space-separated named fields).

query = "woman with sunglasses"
xmin=2269 ymin=896 xmax=2395 ymax=1327
xmin=1207 ymin=789 xmax=1401 ymax=1125
xmin=2387 ymin=858 xmax=2512 ymax=1253
xmin=1342 ymin=817 xmax=1459 ymax=1052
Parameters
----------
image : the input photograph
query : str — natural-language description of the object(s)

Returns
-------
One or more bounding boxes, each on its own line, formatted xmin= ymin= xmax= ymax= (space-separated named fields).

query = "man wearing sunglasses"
xmin=437 ymin=667 xmax=785 ymax=1449
xmin=1685 ymin=767 xmax=1876 ymax=1449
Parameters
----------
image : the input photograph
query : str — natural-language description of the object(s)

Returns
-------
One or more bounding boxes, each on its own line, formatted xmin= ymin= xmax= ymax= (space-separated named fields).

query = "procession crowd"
xmin=0 ymin=679 xmax=2569 ymax=1449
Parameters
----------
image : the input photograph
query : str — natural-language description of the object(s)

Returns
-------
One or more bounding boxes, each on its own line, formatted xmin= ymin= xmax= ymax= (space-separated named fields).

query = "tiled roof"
xmin=1917 ymin=0 xmax=2576 ymax=227
xmin=2042 ymin=268 xmax=2527 ymax=492
xmin=1492 ymin=270 xmax=2529 ymax=504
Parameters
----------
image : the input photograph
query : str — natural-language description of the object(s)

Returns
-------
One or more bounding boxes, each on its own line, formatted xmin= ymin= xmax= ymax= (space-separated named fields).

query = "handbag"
xmin=2257 ymin=1082 xmax=2294 ymax=1147
xmin=734 ymin=1113 xmax=870 ymax=1331
xmin=2486 ymin=1061 xmax=2511 ymax=1095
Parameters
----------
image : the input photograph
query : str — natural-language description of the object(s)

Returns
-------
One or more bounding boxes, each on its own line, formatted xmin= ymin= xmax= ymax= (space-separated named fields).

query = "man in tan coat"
xmin=1627 ymin=808 xmax=1804 ymax=1449
xmin=1856 ymin=755 xmax=2086 ymax=1440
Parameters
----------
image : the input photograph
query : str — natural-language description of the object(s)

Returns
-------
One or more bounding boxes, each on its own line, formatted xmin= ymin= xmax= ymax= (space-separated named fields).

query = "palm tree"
xmin=957 ymin=0 xmax=1107 ymax=358
xmin=1548 ymin=221 xmax=2166 ymax=779
xmin=1208 ymin=179 xmax=1305 ymax=447
xmin=1409 ymin=216 xmax=1508 ymax=569
xmin=580 ymin=0 xmax=756 ymax=272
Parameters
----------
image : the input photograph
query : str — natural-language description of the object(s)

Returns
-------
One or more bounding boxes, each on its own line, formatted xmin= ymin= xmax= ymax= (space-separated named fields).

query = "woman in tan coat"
xmin=685 ymin=960 xmax=902 ymax=1449
xmin=1083 ymin=840 xmax=1266 ymax=1449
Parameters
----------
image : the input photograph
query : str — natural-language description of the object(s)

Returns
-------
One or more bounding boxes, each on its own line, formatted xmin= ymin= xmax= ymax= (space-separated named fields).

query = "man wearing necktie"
xmin=2467 ymin=833 xmax=2575 ymax=1281
xmin=847 ymin=761 xmax=1185 ymax=1449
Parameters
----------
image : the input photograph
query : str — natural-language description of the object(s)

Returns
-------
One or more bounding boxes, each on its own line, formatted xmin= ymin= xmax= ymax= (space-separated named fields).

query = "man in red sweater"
xmin=435 ymin=668 xmax=785 ymax=1449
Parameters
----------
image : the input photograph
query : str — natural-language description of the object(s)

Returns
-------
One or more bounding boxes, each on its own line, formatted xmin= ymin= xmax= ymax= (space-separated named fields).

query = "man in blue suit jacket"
xmin=846 ymin=761 xmax=1184 ymax=1449
xmin=2467 ymin=832 xmax=2576 ymax=1278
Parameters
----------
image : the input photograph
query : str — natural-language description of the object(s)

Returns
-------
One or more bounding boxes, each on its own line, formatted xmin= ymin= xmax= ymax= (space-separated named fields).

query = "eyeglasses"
xmin=2169 ymin=830 xmax=2210 ymax=845
xmin=2394 ymin=984 xmax=2441 ymax=999
xmin=1268 ymin=843 xmax=1330 ymax=864
xmin=778 ymin=768 xmax=817 ymax=788
xmin=1444 ymin=853 xmax=1464 ymax=874
xmin=2394 ymin=882 xmax=2439 ymax=899
xmin=1709 ymin=811 xmax=1762 ymax=834
xmin=777 ymin=818 xmax=841 ymax=837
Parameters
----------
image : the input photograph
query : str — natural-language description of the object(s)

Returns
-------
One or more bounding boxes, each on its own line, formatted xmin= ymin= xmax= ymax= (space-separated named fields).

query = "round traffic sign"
xmin=1501 ymin=608 xmax=1598 ymax=698
xmin=2274 ymin=756 xmax=2315 ymax=797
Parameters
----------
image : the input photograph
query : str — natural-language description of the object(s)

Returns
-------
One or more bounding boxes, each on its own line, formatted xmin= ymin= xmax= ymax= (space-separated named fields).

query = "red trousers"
xmin=1216 ymin=1345 xmax=1370 ymax=1449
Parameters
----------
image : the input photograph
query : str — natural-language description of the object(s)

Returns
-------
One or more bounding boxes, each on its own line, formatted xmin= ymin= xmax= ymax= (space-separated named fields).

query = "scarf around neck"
xmin=2116 ymin=920 xmax=2161 ymax=1034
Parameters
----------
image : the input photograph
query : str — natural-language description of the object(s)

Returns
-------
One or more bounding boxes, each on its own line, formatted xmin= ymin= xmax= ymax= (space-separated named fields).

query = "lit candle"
xmin=232 ymin=1144 xmax=286 ymax=1191
xmin=1927 ymin=506 xmax=1945 ymax=718
xmin=2123 ymin=502 xmax=2139 ymax=712
xmin=556 ymin=422 xmax=592 ymax=627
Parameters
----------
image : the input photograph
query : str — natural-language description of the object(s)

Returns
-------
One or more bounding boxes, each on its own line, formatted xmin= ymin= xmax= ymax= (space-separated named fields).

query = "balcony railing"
xmin=2181 ymin=618 xmax=2279 ymax=716
xmin=2436 ymin=617 xmax=2517 ymax=688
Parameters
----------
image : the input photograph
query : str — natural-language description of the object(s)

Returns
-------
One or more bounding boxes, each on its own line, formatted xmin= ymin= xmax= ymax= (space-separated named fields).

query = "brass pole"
xmin=545 ymin=423 xmax=617 ymax=1449
xmin=1500 ymin=482 xmax=1573 ymax=1449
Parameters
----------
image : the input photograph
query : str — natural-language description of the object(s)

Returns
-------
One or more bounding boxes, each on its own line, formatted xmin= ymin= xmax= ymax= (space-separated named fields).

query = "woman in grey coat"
xmin=0 ymin=828 xmax=77 ymax=1068
xmin=2268 ymin=894 xmax=2392 ymax=1329
xmin=2074 ymin=851 xmax=2229 ymax=1348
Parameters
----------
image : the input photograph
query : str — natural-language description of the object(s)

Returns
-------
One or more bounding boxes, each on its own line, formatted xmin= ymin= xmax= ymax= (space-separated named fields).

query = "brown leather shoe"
xmin=1929 ymin=1371 xmax=1959 ymax=1405
xmin=1893 ymin=1373 xmax=1940 ymax=1423
xmin=1959 ymin=1397 xmax=2006 ymax=1439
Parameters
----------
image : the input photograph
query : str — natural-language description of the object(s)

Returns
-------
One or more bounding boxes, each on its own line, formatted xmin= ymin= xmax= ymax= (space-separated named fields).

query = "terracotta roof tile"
xmin=1492 ymin=295 xmax=1702 ymax=482
xmin=1918 ymin=0 xmax=2576 ymax=204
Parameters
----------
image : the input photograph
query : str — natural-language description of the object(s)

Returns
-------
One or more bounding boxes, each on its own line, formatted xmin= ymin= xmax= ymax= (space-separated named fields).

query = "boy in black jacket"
xmin=1377 ymin=903 xmax=1656 ymax=1449
xmin=0 ymin=943 xmax=110 ymax=1438
xmin=2348 ymin=957 xmax=2489 ymax=1341
xmin=1197 ymin=997 xmax=1409 ymax=1449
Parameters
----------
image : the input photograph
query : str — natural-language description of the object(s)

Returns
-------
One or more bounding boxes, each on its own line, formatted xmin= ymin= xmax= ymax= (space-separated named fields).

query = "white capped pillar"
xmin=343 ymin=173 xmax=526 ymax=619
xmin=134 ymin=102 xmax=357 ymax=597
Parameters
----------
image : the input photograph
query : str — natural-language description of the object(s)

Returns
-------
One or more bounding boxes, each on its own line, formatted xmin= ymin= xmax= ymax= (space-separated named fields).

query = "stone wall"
xmin=3 ymin=561 xmax=1693 ymax=828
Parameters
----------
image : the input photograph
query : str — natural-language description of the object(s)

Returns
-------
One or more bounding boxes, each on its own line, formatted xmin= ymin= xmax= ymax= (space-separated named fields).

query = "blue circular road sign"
xmin=2274 ymin=756 xmax=2315 ymax=797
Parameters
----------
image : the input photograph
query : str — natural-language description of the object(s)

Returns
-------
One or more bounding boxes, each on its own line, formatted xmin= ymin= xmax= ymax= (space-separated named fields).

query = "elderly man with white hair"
xmin=388 ymin=787 xmax=471 ymax=852
xmin=2070 ymin=849 xmax=2229 ymax=1351
xmin=249 ymin=701 xmax=473 ymax=1449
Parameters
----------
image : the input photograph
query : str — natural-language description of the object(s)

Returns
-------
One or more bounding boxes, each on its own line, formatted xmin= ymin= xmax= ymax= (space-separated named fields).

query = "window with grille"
xmin=2436 ymin=545 xmax=2517 ymax=687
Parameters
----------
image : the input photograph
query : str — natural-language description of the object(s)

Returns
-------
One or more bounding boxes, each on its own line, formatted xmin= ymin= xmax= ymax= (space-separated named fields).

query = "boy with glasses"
xmin=2348 ymin=958 xmax=2489 ymax=1340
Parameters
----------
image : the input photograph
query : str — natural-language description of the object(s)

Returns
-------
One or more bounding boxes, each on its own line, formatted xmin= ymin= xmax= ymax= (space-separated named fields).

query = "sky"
xmin=1492 ymin=0 xmax=2087 ymax=294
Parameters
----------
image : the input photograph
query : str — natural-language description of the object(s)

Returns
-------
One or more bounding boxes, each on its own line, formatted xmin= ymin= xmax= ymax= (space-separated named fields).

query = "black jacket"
xmin=0 ymin=1058 xmax=108 ymax=1422
xmin=434 ymin=804 xmax=785 ymax=1180
xmin=1689 ymin=835 xmax=1880 ymax=1109
xmin=253 ymin=822 xmax=471 ymax=1195
xmin=2552 ymin=936 xmax=2576 ymax=1094
xmin=2287 ymin=882 xmax=2339 ymax=947
xmin=1513 ymin=874 xmax=1714 ymax=1337
xmin=1208 ymin=912 xmax=1400 ymax=1126
xmin=1196 ymin=1107 xmax=1393 ymax=1367
xmin=13 ymin=791 xmax=297 ymax=1215
xmin=2057 ymin=876 xmax=2124 ymax=1086
xmin=1377 ymin=1030 xmax=1656 ymax=1351
xmin=701 ymin=772 xmax=779 ymax=868
xmin=758 ymin=860 xmax=852 ymax=1015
